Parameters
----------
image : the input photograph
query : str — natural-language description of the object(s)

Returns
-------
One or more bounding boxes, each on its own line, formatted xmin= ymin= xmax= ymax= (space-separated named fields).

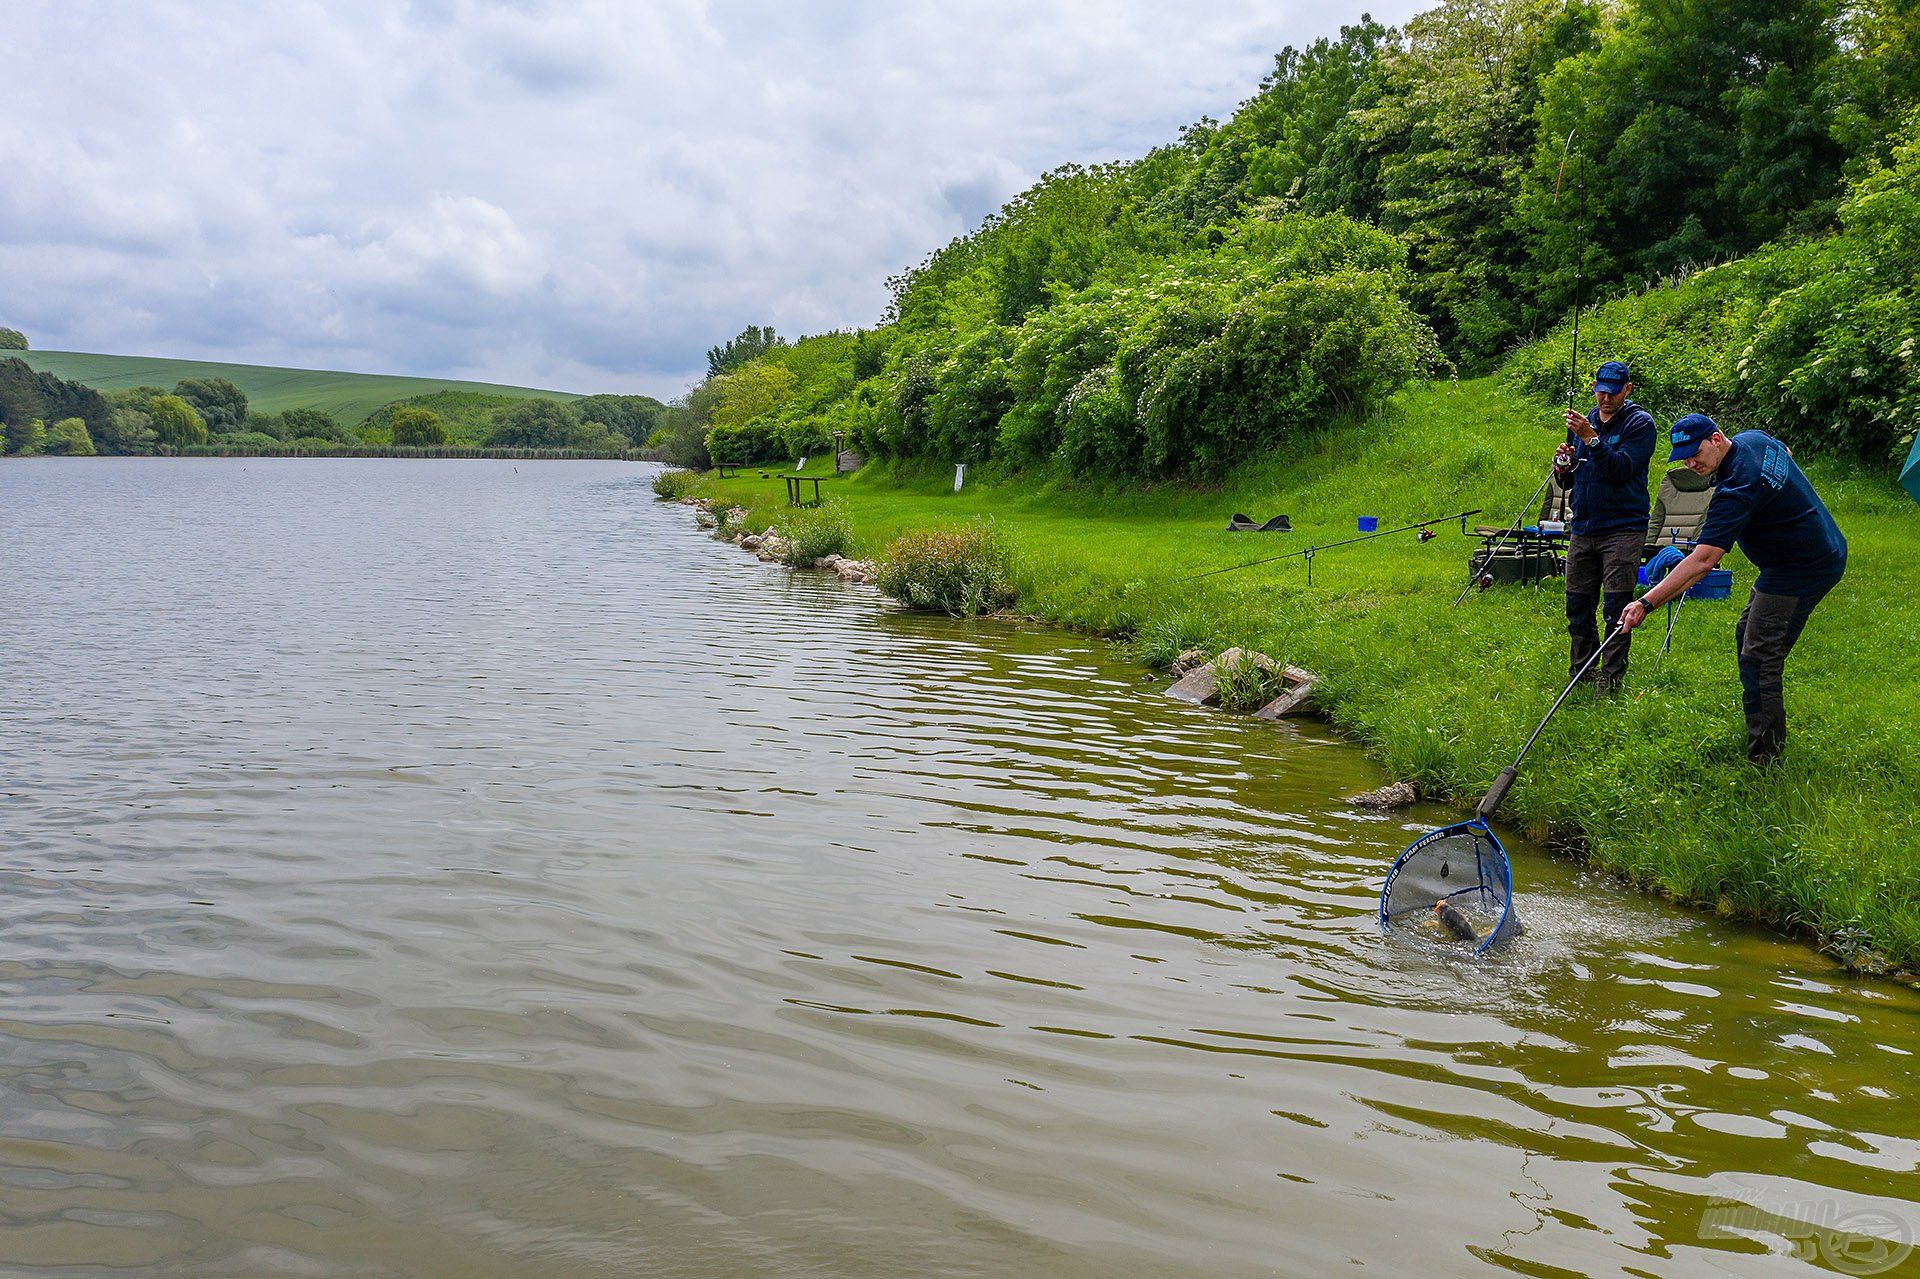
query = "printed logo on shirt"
xmin=1761 ymin=439 xmax=1790 ymax=490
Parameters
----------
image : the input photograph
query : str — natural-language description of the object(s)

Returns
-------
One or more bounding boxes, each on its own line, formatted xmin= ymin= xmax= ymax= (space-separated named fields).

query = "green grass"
xmin=12 ymin=349 xmax=577 ymax=427
xmin=699 ymin=378 xmax=1920 ymax=970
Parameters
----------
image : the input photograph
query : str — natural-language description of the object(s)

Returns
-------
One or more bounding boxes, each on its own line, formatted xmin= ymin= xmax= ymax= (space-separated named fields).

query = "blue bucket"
xmin=1357 ymin=515 xmax=1378 ymax=532
xmin=1685 ymin=567 xmax=1733 ymax=601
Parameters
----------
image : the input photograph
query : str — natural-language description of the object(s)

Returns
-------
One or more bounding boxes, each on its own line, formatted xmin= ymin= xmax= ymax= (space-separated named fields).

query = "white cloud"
xmin=0 ymin=0 xmax=1425 ymax=398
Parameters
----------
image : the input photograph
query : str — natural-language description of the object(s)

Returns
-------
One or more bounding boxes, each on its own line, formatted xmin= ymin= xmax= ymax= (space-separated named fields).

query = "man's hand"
xmin=1554 ymin=442 xmax=1576 ymax=469
xmin=1620 ymin=600 xmax=1648 ymax=633
xmin=1563 ymin=408 xmax=1598 ymax=443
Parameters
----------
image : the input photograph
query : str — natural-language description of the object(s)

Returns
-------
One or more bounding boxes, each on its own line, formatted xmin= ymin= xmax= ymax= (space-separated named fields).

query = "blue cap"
xmin=1592 ymin=360 xmax=1631 ymax=393
xmin=1668 ymin=412 xmax=1719 ymax=461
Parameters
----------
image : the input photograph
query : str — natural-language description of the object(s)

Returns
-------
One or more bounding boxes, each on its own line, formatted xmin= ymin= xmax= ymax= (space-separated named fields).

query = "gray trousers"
xmin=1736 ymin=582 xmax=1836 ymax=763
xmin=1565 ymin=527 xmax=1643 ymax=690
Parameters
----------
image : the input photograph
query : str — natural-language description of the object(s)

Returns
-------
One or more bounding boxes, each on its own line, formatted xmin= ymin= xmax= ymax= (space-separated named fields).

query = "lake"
xmin=2 ymin=458 xmax=1914 ymax=1277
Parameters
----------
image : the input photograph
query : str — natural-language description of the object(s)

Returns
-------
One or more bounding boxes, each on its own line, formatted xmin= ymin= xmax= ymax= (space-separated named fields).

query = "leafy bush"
xmin=874 ymin=520 xmax=1018 ymax=615
xmin=775 ymin=499 xmax=853 ymax=566
xmin=486 ymin=398 xmax=580 ymax=448
xmin=779 ymin=415 xmax=834 ymax=460
xmin=281 ymin=407 xmax=351 ymax=443
xmin=390 ymin=406 xmax=448 ymax=447
xmin=1502 ymin=260 xmax=1764 ymax=421
xmin=1131 ymin=270 xmax=1441 ymax=474
xmin=651 ymin=468 xmax=698 ymax=500
xmin=6 ymin=417 xmax=46 ymax=455
xmin=43 ymin=417 xmax=95 ymax=455
xmin=704 ymin=416 xmax=783 ymax=465
xmin=189 ymin=431 xmax=283 ymax=454
xmin=1505 ymin=112 xmax=1920 ymax=466
xmin=568 ymin=419 xmax=627 ymax=453
xmin=1737 ymin=118 xmax=1920 ymax=464
xmin=0 ymin=327 xmax=26 ymax=350
xmin=174 ymin=377 xmax=248 ymax=432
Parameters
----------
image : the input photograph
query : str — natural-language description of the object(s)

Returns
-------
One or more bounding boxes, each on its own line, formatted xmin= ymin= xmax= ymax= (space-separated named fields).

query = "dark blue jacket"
xmin=1561 ymin=401 xmax=1656 ymax=537
xmin=1697 ymin=430 xmax=1847 ymax=595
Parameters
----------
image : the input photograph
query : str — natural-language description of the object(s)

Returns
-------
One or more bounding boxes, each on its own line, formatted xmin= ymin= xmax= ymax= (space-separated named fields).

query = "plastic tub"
xmin=1685 ymin=567 xmax=1733 ymax=601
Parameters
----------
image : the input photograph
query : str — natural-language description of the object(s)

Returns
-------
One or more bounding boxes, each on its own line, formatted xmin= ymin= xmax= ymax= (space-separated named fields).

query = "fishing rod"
xmin=1456 ymin=130 xmax=1585 ymax=609
xmin=1559 ymin=128 xmax=1584 ymax=416
xmin=1478 ymin=621 xmax=1625 ymax=821
xmin=1186 ymin=509 xmax=1481 ymax=586
xmin=1451 ymin=470 xmax=1555 ymax=606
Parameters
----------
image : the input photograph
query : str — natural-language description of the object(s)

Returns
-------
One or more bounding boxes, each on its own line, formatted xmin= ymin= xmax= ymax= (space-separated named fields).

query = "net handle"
xmin=1478 ymin=622 xmax=1625 ymax=820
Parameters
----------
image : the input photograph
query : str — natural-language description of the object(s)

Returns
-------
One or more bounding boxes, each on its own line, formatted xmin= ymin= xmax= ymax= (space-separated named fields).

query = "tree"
xmin=98 ymin=406 xmax=158 ymax=455
xmin=147 ymin=395 xmax=208 ymax=451
xmin=6 ymin=418 xmax=47 ymax=455
xmin=568 ymin=419 xmax=626 ymax=453
xmin=0 ymin=327 xmax=26 ymax=350
xmin=173 ymin=377 xmax=249 ymax=432
xmin=651 ymin=403 xmax=709 ymax=469
xmin=1521 ymin=0 xmax=1847 ymax=313
xmin=706 ymin=325 xmax=787 ymax=377
xmin=44 ymin=417 xmax=96 ymax=455
xmin=280 ymin=406 xmax=350 ymax=443
xmin=1344 ymin=0 xmax=1603 ymax=367
xmin=0 ymin=357 xmax=46 ymax=427
xmin=390 ymin=406 xmax=448 ymax=447
xmin=571 ymin=393 xmax=666 ymax=446
xmin=708 ymin=362 xmax=799 ymax=432
xmin=485 ymin=398 xmax=579 ymax=448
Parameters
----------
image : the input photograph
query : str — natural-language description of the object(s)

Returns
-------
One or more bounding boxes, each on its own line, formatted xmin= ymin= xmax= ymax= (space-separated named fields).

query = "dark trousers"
xmin=1565 ymin=527 xmax=1642 ymax=691
xmin=1736 ymin=582 xmax=1835 ymax=763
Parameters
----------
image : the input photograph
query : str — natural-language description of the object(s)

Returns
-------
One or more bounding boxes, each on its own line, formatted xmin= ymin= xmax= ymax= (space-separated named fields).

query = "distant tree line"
xmin=1 ymin=357 xmax=667 ymax=459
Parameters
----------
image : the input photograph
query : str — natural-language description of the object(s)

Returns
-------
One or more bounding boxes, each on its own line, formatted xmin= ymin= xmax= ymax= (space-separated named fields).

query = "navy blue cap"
xmin=1592 ymin=360 xmax=1631 ymax=393
xmin=1668 ymin=412 xmax=1719 ymax=461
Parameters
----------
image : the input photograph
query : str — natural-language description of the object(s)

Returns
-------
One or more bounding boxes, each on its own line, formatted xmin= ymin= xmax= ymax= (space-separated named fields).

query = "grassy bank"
xmin=690 ymin=377 xmax=1920 ymax=971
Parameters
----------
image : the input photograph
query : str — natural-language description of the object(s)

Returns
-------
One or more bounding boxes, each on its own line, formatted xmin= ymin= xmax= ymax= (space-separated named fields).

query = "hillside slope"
xmin=12 ymin=349 xmax=577 ymax=426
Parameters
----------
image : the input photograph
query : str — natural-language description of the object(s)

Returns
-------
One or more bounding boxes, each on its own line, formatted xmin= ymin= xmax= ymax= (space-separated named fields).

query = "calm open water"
xmin=2 ymin=458 xmax=1916 ymax=1278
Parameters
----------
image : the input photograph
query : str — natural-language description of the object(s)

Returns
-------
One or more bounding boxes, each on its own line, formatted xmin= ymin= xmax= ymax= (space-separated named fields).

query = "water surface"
xmin=2 ymin=459 xmax=1915 ymax=1277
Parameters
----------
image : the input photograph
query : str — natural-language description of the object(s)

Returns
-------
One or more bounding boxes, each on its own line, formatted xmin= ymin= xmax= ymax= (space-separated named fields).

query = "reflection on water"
xmin=1 ymin=458 xmax=1914 ymax=1278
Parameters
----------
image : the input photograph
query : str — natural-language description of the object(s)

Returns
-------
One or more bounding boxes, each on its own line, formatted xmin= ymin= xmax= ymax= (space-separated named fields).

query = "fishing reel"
xmin=1416 ymin=528 xmax=1437 ymax=543
xmin=1476 ymin=573 xmax=1495 ymax=592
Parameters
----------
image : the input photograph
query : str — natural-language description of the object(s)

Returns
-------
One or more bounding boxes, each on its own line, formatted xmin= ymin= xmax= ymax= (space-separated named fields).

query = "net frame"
xmin=1378 ymin=819 xmax=1521 ymax=956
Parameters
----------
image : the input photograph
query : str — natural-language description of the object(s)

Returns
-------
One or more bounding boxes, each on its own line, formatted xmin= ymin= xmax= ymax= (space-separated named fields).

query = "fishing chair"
xmin=1645 ymin=466 xmax=1714 ymax=556
xmin=1469 ymin=468 xmax=1568 ymax=586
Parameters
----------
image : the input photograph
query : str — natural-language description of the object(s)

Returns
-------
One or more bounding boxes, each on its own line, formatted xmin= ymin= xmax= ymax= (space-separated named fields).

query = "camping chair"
xmin=1646 ymin=466 xmax=1714 ymax=554
xmin=1470 ymin=468 xmax=1568 ymax=586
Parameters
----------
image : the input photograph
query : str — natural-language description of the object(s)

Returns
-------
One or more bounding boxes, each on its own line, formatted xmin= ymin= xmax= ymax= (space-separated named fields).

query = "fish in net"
xmin=1379 ymin=820 xmax=1523 ymax=955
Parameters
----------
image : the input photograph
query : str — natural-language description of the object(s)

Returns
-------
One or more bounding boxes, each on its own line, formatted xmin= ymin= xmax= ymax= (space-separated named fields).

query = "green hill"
xmin=11 ymin=349 xmax=577 ymax=427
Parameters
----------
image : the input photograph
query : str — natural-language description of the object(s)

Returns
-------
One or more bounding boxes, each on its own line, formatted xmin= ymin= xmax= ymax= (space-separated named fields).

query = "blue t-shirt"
xmin=1696 ymin=431 xmax=1847 ymax=595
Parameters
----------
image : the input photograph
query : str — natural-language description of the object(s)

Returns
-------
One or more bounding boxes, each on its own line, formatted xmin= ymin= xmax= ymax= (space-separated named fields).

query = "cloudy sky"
xmin=2 ymin=1 xmax=1420 ymax=399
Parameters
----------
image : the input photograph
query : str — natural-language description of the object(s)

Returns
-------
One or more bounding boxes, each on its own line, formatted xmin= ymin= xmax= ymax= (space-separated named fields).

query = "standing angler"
xmin=1556 ymin=360 xmax=1656 ymax=694
xmin=1621 ymin=414 xmax=1846 ymax=765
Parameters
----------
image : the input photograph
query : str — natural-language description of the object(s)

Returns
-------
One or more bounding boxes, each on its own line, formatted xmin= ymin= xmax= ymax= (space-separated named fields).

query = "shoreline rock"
xmin=1349 ymin=780 xmax=1420 ymax=810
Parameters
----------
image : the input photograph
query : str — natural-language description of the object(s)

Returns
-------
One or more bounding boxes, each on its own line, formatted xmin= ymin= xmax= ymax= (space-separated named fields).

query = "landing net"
xmin=1379 ymin=820 xmax=1523 ymax=955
